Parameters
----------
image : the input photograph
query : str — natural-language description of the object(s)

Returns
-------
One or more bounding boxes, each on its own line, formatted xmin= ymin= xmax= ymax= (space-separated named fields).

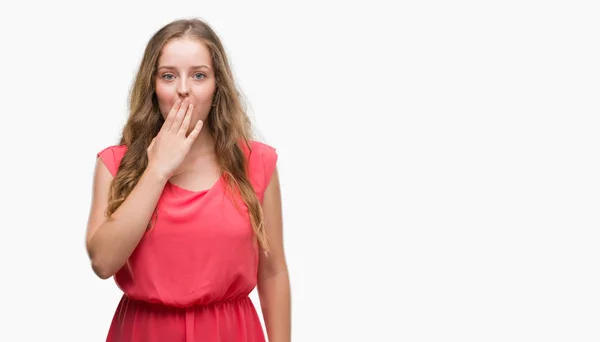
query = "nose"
xmin=177 ymin=79 xmax=189 ymax=97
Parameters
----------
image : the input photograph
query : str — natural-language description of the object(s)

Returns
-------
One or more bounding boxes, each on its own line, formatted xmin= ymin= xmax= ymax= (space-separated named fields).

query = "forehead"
xmin=158 ymin=38 xmax=212 ymax=67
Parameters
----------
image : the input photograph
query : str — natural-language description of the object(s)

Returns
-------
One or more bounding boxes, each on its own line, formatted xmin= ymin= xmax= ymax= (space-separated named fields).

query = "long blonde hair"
xmin=105 ymin=18 xmax=269 ymax=253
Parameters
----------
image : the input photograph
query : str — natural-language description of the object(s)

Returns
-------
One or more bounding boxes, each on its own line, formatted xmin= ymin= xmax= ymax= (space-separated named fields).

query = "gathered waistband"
xmin=108 ymin=294 xmax=262 ymax=341
xmin=120 ymin=294 xmax=252 ymax=311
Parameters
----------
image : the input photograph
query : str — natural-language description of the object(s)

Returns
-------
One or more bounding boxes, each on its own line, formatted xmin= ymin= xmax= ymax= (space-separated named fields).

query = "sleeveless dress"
xmin=96 ymin=140 xmax=277 ymax=342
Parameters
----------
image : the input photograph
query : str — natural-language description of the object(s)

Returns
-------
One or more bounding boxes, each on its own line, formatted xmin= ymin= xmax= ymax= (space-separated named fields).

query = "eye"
xmin=161 ymin=73 xmax=175 ymax=80
xmin=193 ymin=73 xmax=206 ymax=80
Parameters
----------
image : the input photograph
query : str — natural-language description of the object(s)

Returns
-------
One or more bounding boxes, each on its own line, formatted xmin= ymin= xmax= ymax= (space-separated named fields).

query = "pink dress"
xmin=96 ymin=140 xmax=277 ymax=342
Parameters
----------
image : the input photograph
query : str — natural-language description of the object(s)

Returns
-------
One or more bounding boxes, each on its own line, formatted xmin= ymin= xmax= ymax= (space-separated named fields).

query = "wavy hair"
xmin=105 ymin=18 xmax=269 ymax=253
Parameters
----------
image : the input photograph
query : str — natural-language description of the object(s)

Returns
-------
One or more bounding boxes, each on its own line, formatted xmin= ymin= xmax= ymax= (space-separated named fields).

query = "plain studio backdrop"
xmin=0 ymin=1 xmax=598 ymax=341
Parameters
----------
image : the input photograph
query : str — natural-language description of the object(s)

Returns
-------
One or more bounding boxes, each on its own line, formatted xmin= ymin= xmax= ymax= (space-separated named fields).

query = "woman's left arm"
xmin=257 ymin=167 xmax=291 ymax=342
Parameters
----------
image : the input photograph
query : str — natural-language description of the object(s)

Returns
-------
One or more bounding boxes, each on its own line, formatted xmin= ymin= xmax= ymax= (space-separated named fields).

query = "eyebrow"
xmin=157 ymin=65 xmax=211 ymax=70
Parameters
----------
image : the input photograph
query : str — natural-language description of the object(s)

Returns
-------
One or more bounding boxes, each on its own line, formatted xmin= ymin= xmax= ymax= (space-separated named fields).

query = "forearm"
xmin=258 ymin=270 xmax=291 ymax=342
xmin=87 ymin=167 xmax=168 ymax=279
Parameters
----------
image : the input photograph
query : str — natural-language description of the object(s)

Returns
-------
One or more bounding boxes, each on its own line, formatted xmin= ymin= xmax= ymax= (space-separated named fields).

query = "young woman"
xmin=85 ymin=18 xmax=291 ymax=342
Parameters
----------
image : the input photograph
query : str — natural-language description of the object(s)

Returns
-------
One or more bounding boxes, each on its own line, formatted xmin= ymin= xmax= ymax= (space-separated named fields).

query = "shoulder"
xmin=98 ymin=144 xmax=128 ymax=157
xmin=245 ymin=140 xmax=278 ymax=167
xmin=242 ymin=140 xmax=279 ymax=201
xmin=97 ymin=144 xmax=128 ymax=177
xmin=247 ymin=140 xmax=277 ymax=157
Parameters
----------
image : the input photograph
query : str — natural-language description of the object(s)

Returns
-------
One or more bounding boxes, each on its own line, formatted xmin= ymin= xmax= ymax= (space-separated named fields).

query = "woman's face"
xmin=154 ymin=37 xmax=216 ymax=133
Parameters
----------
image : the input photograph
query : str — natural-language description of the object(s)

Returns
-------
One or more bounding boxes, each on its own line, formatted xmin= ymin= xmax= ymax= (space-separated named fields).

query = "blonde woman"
xmin=85 ymin=18 xmax=291 ymax=342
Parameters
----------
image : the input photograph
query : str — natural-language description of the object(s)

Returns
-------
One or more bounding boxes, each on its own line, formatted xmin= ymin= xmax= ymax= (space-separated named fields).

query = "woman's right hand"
xmin=146 ymin=98 xmax=203 ymax=180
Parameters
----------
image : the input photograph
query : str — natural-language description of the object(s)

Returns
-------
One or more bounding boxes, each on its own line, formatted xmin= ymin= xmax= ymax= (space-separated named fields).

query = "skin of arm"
xmin=257 ymin=167 xmax=292 ymax=342
xmin=85 ymin=158 xmax=168 ymax=279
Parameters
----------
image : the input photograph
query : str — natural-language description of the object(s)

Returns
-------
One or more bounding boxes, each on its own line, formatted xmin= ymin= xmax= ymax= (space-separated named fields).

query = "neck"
xmin=188 ymin=128 xmax=215 ymax=158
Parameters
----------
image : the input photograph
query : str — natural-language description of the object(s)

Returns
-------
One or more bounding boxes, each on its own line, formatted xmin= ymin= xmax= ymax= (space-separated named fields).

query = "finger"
xmin=186 ymin=120 xmax=203 ymax=142
xmin=179 ymin=104 xmax=194 ymax=135
xmin=162 ymin=98 xmax=183 ymax=132
xmin=171 ymin=99 xmax=190 ymax=132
